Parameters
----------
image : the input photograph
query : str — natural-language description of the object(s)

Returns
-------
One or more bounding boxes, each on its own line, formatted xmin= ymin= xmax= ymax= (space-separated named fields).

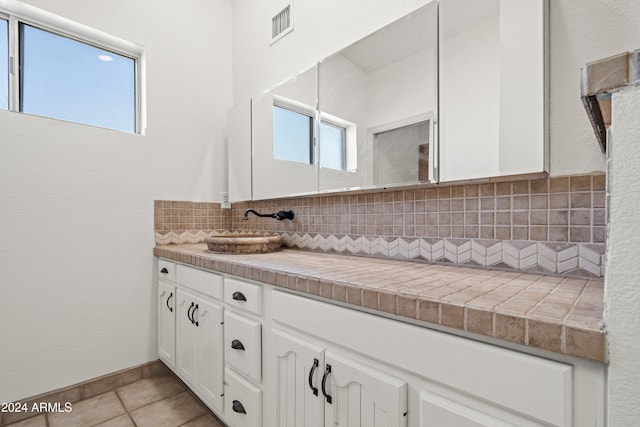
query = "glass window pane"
xmin=19 ymin=24 xmax=135 ymax=132
xmin=273 ymin=105 xmax=312 ymax=164
xmin=320 ymin=121 xmax=345 ymax=170
xmin=0 ymin=19 xmax=8 ymax=110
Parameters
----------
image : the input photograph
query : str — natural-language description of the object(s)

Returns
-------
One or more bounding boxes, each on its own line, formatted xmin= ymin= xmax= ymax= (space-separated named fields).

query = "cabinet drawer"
xmin=176 ymin=264 xmax=223 ymax=300
xmin=158 ymin=259 xmax=176 ymax=282
xmin=224 ymin=277 xmax=262 ymax=315
xmin=225 ymin=368 xmax=262 ymax=427
xmin=224 ymin=311 xmax=262 ymax=382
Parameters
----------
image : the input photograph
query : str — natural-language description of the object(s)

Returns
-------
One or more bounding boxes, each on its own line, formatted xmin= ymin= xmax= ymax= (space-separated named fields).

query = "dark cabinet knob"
xmin=231 ymin=339 xmax=245 ymax=351
xmin=232 ymin=400 xmax=246 ymax=414
xmin=160 ymin=267 xmax=169 ymax=274
xmin=232 ymin=291 xmax=247 ymax=302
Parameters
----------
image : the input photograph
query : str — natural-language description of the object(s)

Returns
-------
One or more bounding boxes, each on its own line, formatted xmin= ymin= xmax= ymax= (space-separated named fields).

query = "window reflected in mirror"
xmin=273 ymin=103 xmax=314 ymax=165
xmin=373 ymin=119 xmax=431 ymax=185
xmin=318 ymin=1 xmax=437 ymax=192
xmin=251 ymin=65 xmax=318 ymax=200
xmin=319 ymin=120 xmax=345 ymax=170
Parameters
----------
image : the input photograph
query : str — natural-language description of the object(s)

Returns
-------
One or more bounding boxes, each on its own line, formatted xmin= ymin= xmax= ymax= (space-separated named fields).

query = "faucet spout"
xmin=243 ymin=208 xmax=295 ymax=221
xmin=243 ymin=209 xmax=261 ymax=220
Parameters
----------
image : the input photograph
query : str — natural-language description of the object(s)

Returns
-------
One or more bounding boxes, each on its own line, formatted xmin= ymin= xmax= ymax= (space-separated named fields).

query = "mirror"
xmin=439 ymin=0 xmax=547 ymax=181
xmin=243 ymin=0 xmax=547 ymax=201
xmin=251 ymin=66 xmax=317 ymax=200
xmin=318 ymin=2 xmax=438 ymax=193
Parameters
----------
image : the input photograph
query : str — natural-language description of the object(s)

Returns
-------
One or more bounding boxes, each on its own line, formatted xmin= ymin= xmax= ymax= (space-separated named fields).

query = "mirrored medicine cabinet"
xmin=228 ymin=0 xmax=547 ymax=202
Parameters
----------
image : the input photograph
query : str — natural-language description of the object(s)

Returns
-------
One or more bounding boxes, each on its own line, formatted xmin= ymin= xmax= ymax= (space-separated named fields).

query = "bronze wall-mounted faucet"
xmin=243 ymin=209 xmax=294 ymax=221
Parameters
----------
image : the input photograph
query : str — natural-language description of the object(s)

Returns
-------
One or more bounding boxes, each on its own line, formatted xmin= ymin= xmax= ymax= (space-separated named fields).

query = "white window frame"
xmin=0 ymin=1 xmax=145 ymax=134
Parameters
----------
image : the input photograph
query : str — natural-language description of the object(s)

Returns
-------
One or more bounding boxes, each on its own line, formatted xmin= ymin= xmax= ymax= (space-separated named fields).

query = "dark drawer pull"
xmin=231 ymin=339 xmax=245 ymax=351
xmin=187 ymin=302 xmax=195 ymax=324
xmin=308 ymin=358 xmax=319 ymax=396
xmin=160 ymin=267 xmax=169 ymax=274
xmin=166 ymin=292 xmax=173 ymax=312
xmin=232 ymin=291 xmax=247 ymax=302
xmin=193 ymin=304 xmax=199 ymax=327
xmin=232 ymin=400 xmax=246 ymax=414
xmin=322 ymin=364 xmax=332 ymax=404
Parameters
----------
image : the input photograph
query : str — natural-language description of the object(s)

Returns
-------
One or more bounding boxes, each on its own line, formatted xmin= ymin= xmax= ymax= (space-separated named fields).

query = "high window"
xmin=0 ymin=7 xmax=142 ymax=133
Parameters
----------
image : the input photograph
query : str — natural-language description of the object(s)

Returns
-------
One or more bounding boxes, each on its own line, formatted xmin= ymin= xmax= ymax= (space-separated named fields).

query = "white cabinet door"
xmin=176 ymin=288 xmax=204 ymax=384
xmin=273 ymin=328 xmax=325 ymax=427
xmin=176 ymin=288 xmax=225 ymax=412
xmin=195 ymin=297 xmax=224 ymax=412
xmin=176 ymin=288 xmax=198 ymax=385
xmin=323 ymin=351 xmax=408 ymax=427
xmin=157 ymin=281 xmax=176 ymax=368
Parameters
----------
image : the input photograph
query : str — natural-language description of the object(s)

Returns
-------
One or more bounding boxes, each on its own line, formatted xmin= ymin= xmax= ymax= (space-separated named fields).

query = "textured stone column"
xmin=605 ymin=84 xmax=640 ymax=426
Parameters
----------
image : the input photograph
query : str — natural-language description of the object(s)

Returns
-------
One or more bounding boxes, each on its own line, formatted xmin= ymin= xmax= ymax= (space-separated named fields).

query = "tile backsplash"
xmin=155 ymin=173 xmax=606 ymax=277
xmin=154 ymin=201 xmax=230 ymax=232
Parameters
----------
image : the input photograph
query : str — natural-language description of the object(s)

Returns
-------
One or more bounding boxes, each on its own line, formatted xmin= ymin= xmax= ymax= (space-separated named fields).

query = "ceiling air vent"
xmin=271 ymin=4 xmax=293 ymax=44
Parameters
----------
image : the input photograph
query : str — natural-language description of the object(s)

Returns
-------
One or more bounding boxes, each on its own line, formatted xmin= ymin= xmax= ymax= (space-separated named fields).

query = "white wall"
xmin=0 ymin=0 xmax=233 ymax=401
xmin=605 ymin=86 xmax=640 ymax=426
xmin=549 ymin=0 xmax=640 ymax=175
xmin=232 ymin=0 xmax=640 ymax=177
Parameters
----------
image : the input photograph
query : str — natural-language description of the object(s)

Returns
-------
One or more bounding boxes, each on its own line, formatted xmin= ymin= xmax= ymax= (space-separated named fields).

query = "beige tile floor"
xmin=6 ymin=374 xmax=226 ymax=427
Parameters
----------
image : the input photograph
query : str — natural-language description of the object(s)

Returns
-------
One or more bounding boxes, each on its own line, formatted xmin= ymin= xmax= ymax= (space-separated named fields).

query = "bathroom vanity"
xmin=154 ymin=244 xmax=605 ymax=427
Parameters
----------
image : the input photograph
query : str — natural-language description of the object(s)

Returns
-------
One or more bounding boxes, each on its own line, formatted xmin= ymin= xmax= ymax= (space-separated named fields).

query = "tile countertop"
xmin=154 ymin=244 xmax=606 ymax=362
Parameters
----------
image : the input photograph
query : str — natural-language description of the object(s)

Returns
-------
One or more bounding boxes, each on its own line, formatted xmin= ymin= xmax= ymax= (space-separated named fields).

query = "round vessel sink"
xmin=204 ymin=234 xmax=283 ymax=254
